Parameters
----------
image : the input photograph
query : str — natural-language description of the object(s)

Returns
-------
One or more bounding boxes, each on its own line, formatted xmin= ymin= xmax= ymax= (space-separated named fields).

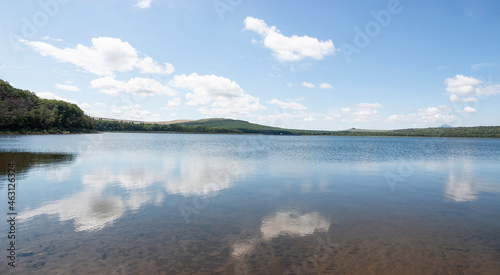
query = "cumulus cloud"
xmin=462 ymin=106 xmax=477 ymax=113
xmin=341 ymin=102 xmax=383 ymax=123
xmin=36 ymin=92 xmax=77 ymax=104
xmin=319 ymin=82 xmax=333 ymax=89
xmin=301 ymin=81 xmax=315 ymax=88
xmin=84 ymin=102 xmax=163 ymax=121
xmin=304 ymin=116 xmax=316 ymax=122
xmin=55 ymin=83 xmax=80 ymax=92
xmin=110 ymin=104 xmax=161 ymax=121
xmin=268 ymin=99 xmax=307 ymax=110
xmin=166 ymin=97 xmax=182 ymax=108
xmin=387 ymin=105 xmax=456 ymax=125
xmin=135 ymin=0 xmax=152 ymax=9
xmin=449 ymin=94 xmax=478 ymax=103
xmin=137 ymin=57 xmax=174 ymax=74
xmin=90 ymin=77 xmax=176 ymax=97
xmin=340 ymin=107 xmax=350 ymax=113
xmin=169 ymin=73 xmax=265 ymax=117
xmin=445 ymin=74 xmax=482 ymax=95
xmin=444 ymin=74 xmax=500 ymax=105
xmin=244 ymin=16 xmax=336 ymax=62
xmin=22 ymin=37 xmax=174 ymax=77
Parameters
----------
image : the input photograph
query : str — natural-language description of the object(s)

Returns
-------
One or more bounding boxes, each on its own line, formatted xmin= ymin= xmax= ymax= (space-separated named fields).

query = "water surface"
xmin=1 ymin=133 xmax=499 ymax=274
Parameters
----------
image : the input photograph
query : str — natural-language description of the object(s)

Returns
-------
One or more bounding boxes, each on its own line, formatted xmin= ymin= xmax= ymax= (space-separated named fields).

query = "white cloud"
xmin=36 ymin=92 xmax=77 ymax=104
xmin=341 ymin=102 xmax=383 ymax=123
xmin=445 ymin=74 xmax=482 ymax=95
xmin=165 ymin=97 xmax=181 ymax=109
xmin=137 ymin=57 xmax=174 ymax=74
xmin=135 ymin=0 xmax=152 ymax=9
xmin=84 ymin=102 xmax=162 ymax=121
xmin=357 ymin=102 xmax=382 ymax=108
xmin=444 ymin=75 xmax=500 ymax=104
xmin=319 ymin=82 xmax=333 ymax=89
xmin=170 ymin=73 xmax=265 ymax=117
xmin=79 ymin=103 xmax=93 ymax=112
xmin=304 ymin=116 xmax=316 ymax=122
xmin=244 ymin=16 xmax=336 ymax=62
xmin=55 ymin=83 xmax=80 ymax=92
xmin=110 ymin=104 xmax=161 ymax=121
xmin=22 ymin=37 xmax=173 ymax=76
xmin=340 ymin=107 xmax=351 ymax=113
xmin=42 ymin=36 xmax=63 ymax=42
xmin=301 ymin=81 xmax=315 ymax=88
xmin=471 ymin=63 xmax=494 ymax=71
xmin=387 ymin=105 xmax=457 ymax=125
xmin=268 ymin=99 xmax=307 ymax=110
xmin=449 ymin=94 xmax=478 ymax=103
xmin=462 ymin=106 xmax=477 ymax=113
xmin=90 ymin=77 xmax=176 ymax=97
xmin=324 ymin=115 xmax=341 ymax=121
xmin=476 ymin=84 xmax=500 ymax=96
xmin=286 ymin=83 xmax=293 ymax=88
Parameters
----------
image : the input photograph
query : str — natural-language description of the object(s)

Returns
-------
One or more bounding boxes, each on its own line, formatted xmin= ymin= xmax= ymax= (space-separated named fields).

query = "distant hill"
xmin=173 ymin=119 xmax=500 ymax=138
xmin=2 ymin=79 xmax=500 ymax=138
xmin=177 ymin=118 xmax=294 ymax=133
xmin=89 ymin=117 xmax=193 ymax=125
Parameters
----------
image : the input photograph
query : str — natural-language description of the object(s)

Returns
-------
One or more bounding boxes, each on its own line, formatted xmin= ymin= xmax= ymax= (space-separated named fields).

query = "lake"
xmin=1 ymin=133 xmax=500 ymax=274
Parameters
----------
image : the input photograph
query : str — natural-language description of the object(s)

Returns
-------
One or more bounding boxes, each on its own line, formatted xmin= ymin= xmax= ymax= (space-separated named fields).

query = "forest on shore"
xmin=0 ymin=80 xmax=93 ymax=133
xmin=1 ymin=79 xmax=500 ymax=138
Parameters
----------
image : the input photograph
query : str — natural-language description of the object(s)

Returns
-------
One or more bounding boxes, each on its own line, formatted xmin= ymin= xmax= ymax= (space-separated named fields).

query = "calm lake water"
xmin=1 ymin=133 xmax=500 ymax=274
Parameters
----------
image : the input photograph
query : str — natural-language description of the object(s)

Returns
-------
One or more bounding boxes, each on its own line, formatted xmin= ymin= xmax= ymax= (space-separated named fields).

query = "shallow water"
xmin=1 ymin=133 xmax=499 ymax=274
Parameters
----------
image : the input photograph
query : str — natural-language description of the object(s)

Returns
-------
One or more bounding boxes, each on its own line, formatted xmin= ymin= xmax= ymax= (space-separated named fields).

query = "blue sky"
xmin=1 ymin=0 xmax=499 ymax=130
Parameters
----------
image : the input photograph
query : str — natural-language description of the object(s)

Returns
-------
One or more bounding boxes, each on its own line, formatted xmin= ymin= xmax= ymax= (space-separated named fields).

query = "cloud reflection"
xmin=20 ymin=155 xmax=249 ymax=232
xmin=19 ymin=191 xmax=124 ymax=232
xmin=165 ymin=157 xmax=248 ymax=197
xmin=445 ymin=173 xmax=477 ymax=202
xmin=232 ymin=210 xmax=330 ymax=259
xmin=261 ymin=211 xmax=330 ymax=240
xmin=444 ymin=162 xmax=500 ymax=202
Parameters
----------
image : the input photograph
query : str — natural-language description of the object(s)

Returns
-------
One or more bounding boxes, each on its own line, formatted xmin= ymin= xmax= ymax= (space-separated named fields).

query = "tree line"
xmin=0 ymin=80 xmax=93 ymax=133
xmin=93 ymin=119 xmax=242 ymax=134
xmin=1 ymin=79 xmax=499 ymax=138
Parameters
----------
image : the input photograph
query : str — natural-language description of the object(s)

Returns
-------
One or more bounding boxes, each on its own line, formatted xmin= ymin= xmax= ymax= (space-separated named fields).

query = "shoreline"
xmin=1 ymin=131 xmax=499 ymax=139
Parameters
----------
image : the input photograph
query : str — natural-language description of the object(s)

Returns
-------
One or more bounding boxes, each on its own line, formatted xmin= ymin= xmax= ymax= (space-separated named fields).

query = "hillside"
xmin=88 ymin=116 xmax=500 ymax=138
xmin=177 ymin=118 xmax=300 ymax=134
xmin=176 ymin=118 xmax=500 ymax=138
xmin=89 ymin=117 xmax=194 ymax=125
xmin=1 ymin=79 xmax=499 ymax=138
xmin=0 ymin=80 xmax=93 ymax=134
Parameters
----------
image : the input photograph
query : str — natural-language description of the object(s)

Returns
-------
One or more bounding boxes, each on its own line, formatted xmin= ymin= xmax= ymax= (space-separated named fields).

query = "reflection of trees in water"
xmin=0 ymin=152 xmax=74 ymax=189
